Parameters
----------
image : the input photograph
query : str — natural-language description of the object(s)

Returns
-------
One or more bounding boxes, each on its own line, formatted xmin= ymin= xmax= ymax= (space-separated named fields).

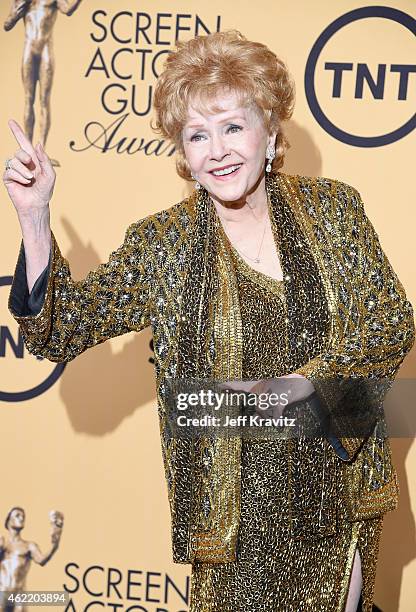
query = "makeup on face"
xmin=182 ymin=92 xmax=272 ymax=208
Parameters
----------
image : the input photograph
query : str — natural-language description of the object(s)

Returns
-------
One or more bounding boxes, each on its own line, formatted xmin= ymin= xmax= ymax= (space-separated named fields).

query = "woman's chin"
xmin=205 ymin=180 xmax=249 ymax=203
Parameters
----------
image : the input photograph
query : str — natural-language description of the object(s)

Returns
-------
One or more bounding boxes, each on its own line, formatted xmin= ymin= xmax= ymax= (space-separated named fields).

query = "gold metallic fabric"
xmin=190 ymin=253 xmax=383 ymax=611
xmin=9 ymin=172 xmax=415 ymax=567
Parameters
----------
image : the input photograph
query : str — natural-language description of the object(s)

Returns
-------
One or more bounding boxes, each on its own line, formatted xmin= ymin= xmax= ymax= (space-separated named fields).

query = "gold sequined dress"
xmin=10 ymin=174 xmax=410 ymax=610
xmin=190 ymin=246 xmax=384 ymax=612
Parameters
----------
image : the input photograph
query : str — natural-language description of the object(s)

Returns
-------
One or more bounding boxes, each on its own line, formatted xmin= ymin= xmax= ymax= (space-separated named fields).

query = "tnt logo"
xmin=305 ymin=6 xmax=415 ymax=146
xmin=0 ymin=276 xmax=65 ymax=402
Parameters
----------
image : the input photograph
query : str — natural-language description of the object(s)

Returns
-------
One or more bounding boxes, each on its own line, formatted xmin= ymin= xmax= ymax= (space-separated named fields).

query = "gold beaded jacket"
xmin=9 ymin=171 xmax=415 ymax=564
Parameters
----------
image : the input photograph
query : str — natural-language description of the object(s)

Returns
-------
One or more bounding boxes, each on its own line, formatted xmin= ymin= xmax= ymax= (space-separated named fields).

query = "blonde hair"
xmin=152 ymin=30 xmax=295 ymax=181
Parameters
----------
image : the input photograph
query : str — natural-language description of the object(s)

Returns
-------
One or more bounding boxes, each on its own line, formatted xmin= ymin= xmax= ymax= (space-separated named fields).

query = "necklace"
xmin=220 ymin=199 xmax=269 ymax=264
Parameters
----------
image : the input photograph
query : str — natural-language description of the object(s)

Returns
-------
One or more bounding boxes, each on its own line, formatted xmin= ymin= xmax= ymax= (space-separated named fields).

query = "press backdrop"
xmin=1 ymin=1 xmax=415 ymax=610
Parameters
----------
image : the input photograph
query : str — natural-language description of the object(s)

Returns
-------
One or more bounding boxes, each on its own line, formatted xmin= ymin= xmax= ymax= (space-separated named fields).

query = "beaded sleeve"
xmin=296 ymin=185 xmax=415 ymax=461
xmin=8 ymin=222 xmax=152 ymax=362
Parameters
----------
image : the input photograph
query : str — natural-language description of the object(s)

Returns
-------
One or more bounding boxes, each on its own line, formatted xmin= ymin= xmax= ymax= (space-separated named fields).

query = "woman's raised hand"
xmin=3 ymin=119 xmax=56 ymax=216
xmin=4 ymin=120 xmax=54 ymax=292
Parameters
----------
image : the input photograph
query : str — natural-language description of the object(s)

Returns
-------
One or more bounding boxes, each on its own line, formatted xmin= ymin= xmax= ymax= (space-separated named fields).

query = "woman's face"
xmin=182 ymin=90 xmax=276 ymax=206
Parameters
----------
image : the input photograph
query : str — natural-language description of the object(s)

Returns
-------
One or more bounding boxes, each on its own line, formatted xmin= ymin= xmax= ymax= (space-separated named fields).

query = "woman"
xmin=4 ymin=30 xmax=414 ymax=612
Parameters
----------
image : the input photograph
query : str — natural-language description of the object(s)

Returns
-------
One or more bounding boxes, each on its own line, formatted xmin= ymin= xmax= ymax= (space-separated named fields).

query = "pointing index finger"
xmin=8 ymin=119 xmax=39 ymax=167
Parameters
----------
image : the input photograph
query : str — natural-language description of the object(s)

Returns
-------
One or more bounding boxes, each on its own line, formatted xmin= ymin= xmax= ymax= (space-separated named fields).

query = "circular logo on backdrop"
xmin=305 ymin=6 xmax=416 ymax=147
xmin=0 ymin=276 xmax=65 ymax=402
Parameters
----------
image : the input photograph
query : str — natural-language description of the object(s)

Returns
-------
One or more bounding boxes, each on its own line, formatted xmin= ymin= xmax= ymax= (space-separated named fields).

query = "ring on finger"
xmin=4 ymin=158 xmax=13 ymax=171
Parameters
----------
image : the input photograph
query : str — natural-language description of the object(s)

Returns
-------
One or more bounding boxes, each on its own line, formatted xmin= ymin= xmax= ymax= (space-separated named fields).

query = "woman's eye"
xmin=227 ymin=125 xmax=242 ymax=134
xmin=189 ymin=125 xmax=242 ymax=142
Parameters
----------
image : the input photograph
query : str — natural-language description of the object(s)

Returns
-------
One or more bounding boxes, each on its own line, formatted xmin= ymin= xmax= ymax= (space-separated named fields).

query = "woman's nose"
xmin=209 ymin=133 xmax=230 ymax=160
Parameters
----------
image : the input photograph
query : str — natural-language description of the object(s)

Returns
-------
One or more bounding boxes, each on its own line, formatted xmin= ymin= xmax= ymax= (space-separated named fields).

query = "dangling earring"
xmin=265 ymin=144 xmax=275 ymax=173
xmin=191 ymin=173 xmax=201 ymax=190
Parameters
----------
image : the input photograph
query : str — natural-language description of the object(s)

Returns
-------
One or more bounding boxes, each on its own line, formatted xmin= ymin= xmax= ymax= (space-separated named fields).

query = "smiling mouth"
xmin=210 ymin=164 xmax=243 ymax=177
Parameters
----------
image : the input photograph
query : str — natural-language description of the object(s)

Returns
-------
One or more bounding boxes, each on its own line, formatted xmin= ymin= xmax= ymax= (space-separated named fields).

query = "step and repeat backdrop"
xmin=1 ymin=1 xmax=415 ymax=610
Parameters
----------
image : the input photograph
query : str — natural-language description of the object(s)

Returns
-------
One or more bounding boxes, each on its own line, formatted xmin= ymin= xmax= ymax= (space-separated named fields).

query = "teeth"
xmin=212 ymin=164 xmax=242 ymax=176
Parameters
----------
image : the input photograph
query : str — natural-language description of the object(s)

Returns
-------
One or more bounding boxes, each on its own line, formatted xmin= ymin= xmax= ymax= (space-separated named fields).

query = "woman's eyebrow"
xmin=185 ymin=115 xmax=247 ymax=130
xmin=185 ymin=123 xmax=205 ymax=130
xmin=219 ymin=114 xmax=247 ymax=123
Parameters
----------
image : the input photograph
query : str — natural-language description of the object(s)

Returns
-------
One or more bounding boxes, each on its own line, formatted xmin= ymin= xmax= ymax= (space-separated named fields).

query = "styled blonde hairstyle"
xmin=152 ymin=29 xmax=295 ymax=181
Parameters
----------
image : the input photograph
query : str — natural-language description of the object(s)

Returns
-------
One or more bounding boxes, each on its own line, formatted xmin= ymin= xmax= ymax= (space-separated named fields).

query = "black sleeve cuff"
xmin=9 ymin=240 xmax=52 ymax=317
xmin=306 ymin=392 xmax=350 ymax=460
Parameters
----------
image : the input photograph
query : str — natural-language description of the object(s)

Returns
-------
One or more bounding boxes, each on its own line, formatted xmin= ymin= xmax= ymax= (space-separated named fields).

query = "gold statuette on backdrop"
xmin=0 ymin=507 xmax=64 ymax=599
xmin=3 ymin=0 xmax=83 ymax=167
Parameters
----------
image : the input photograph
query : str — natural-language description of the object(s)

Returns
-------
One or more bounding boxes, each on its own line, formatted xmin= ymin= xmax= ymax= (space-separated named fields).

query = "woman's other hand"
xmin=219 ymin=375 xmax=315 ymax=420
xmin=252 ymin=375 xmax=315 ymax=416
xmin=224 ymin=374 xmax=315 ymax=418
xmin=220 ymin=375 xmax=314 ymax=403
xmin=3 ymin=119 xmax=56 ymax=216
